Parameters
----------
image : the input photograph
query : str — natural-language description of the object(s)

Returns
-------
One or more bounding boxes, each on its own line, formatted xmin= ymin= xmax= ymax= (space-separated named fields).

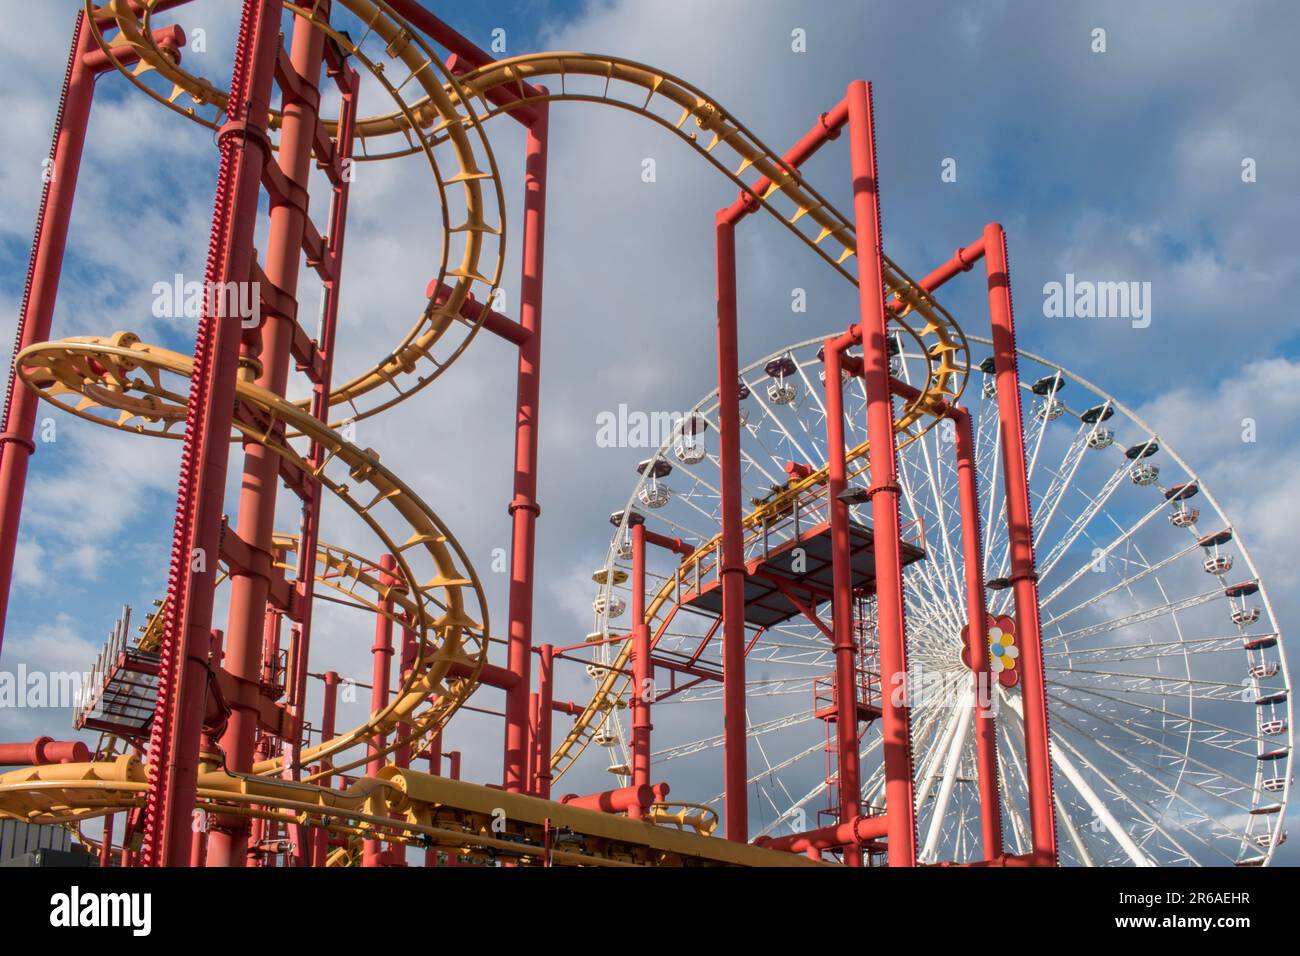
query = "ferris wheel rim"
xmin=575 ymin=329 xmax=1291 ymax=865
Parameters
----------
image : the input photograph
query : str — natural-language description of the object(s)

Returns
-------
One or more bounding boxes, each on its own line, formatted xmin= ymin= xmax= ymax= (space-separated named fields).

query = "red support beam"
xmin=820 ymin=341 xmax=863 ymax=866
xmin=502 ymin=100 xmax=550 ymax=793
xmin=628 ymin=518 xmax=653 ymax=820
xmin=845 ymin=79 xmax=918 ymax=867
xmin=983 ymin=222 xmax=1058 ymax=865
xmin=362 ymin=553 xmax=397 ymax=867
xmin=143 ymin=0 xmax=285 ymax=868
xmin=208 ymin=3 xmax=332 ymax=867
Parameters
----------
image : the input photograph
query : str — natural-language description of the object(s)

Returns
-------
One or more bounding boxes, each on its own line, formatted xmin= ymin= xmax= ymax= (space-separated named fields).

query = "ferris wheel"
xmin=571 ymin=333 xmax=1292 ymax=866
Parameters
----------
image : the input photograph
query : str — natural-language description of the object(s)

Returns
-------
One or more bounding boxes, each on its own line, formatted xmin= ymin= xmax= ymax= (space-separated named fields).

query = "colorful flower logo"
xmin=988 ymin=624 xmax=1018 ymax=672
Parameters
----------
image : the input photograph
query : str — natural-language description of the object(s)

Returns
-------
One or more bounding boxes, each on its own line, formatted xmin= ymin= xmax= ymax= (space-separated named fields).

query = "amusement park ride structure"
xmin=0 ymin=0 xmax=1289 ymax=868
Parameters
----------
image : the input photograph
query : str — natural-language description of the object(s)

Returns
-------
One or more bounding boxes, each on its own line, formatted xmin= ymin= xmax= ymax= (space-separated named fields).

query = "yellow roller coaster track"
xmin=16 ymin=335 xmax=488 ymax=779
xmin=0 ymin=755 xmax=815 ymax=866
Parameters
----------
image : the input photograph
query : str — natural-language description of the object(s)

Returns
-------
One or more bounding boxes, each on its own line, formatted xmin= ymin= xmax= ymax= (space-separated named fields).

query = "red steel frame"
xmin=0 ymin=3 xmax=1058 ymax=867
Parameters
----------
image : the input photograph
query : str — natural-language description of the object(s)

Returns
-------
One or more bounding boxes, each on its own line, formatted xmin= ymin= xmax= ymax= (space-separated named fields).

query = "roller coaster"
xmin=0 ymin=0 xmax=1290 ymax=868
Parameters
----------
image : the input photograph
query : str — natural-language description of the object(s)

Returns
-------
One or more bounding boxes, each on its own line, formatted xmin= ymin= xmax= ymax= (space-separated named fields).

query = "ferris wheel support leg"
xmin=953 ymin=407 xmax=1004 ymax=861
xmin=821 ymin=342 xmax=864 ymax=866
xmin=503 ymin=102 xmax=550 ymax=796
xmin=714 ymin=213 xmax=749 ymax=842
xmin=846 ymin=79 xmax=918 ymax=867
xmin=983 ymin=222 xmax=1059 ymax=866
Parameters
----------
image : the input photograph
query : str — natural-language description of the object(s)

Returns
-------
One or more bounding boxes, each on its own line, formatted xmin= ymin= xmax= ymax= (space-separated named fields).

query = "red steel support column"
xmin=0 ymin=15 xmax=184 ymax=648
xmin=425 ymin=736 xmax=442 ymax=867
xmin=502 ymin=101 xmax=549 ymax=793
xmin=714 ymin=212 xmax=748 ymax=842
xmin=628 ymin=518 xmax=653 ymax=820
xmin=143 ymin=0 xmax=283 ymax=867
xmin=0 ymin=13 xmax=94 ymax=650
xmin=821 ymin=343 xmax=863 ymax=866
xmin=207 ymin=2 xmax=330 ymax=868
xmin=363 ymin=554 xmax=397 ymax=867
xmin=983 ymin=222 xmax=1057 ymax=864
xmin=100 ymin=813 xmax=115 ymax=868
xmin=313 ymin=670 xmax=340 ymax=866
xmin=846 ymin=80 xmax=917 ymax=867
xmin=535 ymin=645 xmax=555 ymax=800
xmin=953 ymin=408 xmax=1003 ymax=860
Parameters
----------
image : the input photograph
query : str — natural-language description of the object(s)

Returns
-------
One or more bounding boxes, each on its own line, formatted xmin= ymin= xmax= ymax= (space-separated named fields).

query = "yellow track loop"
xmin=87 ymin=0 xmax=506 ymax=419
xmin=15 ymin=335 xmax=488 ymax=779
xmin=0 ymin=758 xmax=818 ymax=866
xmin=441 ymin=53 xmax=969 ymax=433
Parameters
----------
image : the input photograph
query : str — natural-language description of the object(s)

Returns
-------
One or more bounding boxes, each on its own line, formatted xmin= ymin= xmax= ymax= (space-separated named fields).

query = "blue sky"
xmin=0 ymin=0 xmax=1297 ymax=864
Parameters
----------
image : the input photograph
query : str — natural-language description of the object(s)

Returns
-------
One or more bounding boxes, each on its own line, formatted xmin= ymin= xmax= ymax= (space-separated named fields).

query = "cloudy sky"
xmin=0 ymin=0 xmax=1296 ymax=863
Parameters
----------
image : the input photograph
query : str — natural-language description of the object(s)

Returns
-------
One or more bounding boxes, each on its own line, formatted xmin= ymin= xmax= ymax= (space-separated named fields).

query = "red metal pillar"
xmin=846 ymin=80 xmax=917 ymax=867
xmin=628 ymin=518 xmax=653 ymax=820
xmin=143 ymin=0 xmax=284 ymax=868
xmin=820 ymin=343 xmax=863 ymax=866
xmin=953 ymin=407 xmax=1003 ymax=860
xmin=207 ymin=1 xmax=330 ymax=868
xmin=0 ymin=13 xmax=94 ymax=651
xmin=394 ymin=618 xmax=416 ymax=771
xmin=425 ymin=734 xmax=444 ymax=867
xmin=983 ymin=222 xmax=1057 ymax=864
xmin=100 ymin=813 xmax=114 ymax=868
xmin=714 ymin=212 xmax=748 ymax=842
xmin=535 ymin=645 xmax=555 ymax=800
xmin=363 ymin=554 xmax=397 ymax=867
xmin=502 ymin=101 xmax=550 ymax=793
xmin=313 ymin=670 xmax=340 ymax=867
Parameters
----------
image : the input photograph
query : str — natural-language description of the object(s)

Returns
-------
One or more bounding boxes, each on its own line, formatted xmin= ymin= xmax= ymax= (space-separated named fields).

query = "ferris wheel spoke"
xmin=1002 ymin=692 xmax=1154 ymax=865
xmin=1045 ymin=703 xmax=1246 ymax=865
xmin=1044 ymin=542 xmax=1201 ymax=626
xmin=919 ymin=686 xmax=975 ymax=862
xmin=1043 ymin=587 xmax=1224 ymax=647
xmin=1046 ymin=683 xmax=1270 ymax=757
xmin=1029 ymin=428 xmax=1089 ymax=554
xmin=1039 ymin=498 xmax=1170 ymax=610
xmin=1032 ymin=465 xmax=1129 ymax=588
xmin=1048 ymin=692 xmax=1262 ymax=807
xmin=1045 ymin=635 xmax=1244 ymax=665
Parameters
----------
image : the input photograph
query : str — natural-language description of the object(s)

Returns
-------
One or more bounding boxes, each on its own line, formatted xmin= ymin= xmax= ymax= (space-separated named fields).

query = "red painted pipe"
xmin=0 ymin=737 xmax=89 ymax=765
xmin=535 ymin=644 xmax=555 ymax=799
xmin=629 ymin=519 xmax=653 ymax=819
xmin=713 ymin=212 xmax=748 ymax=842
xmin=363 ymin=554 xmax=397 ymax=867
xmin=820 ymin=340 xmax=863 ymax=867
xmin=208 ymin=4 xmax=329 ymax=868
xmin=642 ymin=527 xmax=694 ymax=559
xmin=502 ymin=101 xmax=549 ymax=794
xmin=722 ymin=97 xmax=850 ymax=224
xmin=313 ymin=670 xmax=340 ymax=867
xmin=385 ymin=0 xmax=541 ymax=125
xmin=427 ymin=280 xmax=531 ymax=347
xmin=983 ymin=222 xmax=1057 ymax=865
xmin=560 ymin=782 xmax=667 ymax=814
xmin=755 ymin=814 xmax=887 ymax=855
xmin=953 ymin=407 xmax=1003 ymax=860
xmin=145 ymin=0 xmax=285 ymax=867
xmin=846 ymin=80 xmax=918 ymax=867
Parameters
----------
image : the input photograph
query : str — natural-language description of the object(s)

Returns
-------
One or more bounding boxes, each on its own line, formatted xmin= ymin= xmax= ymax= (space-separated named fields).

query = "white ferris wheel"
xmin=571 ymin=333 xmax=1292 ymax=867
